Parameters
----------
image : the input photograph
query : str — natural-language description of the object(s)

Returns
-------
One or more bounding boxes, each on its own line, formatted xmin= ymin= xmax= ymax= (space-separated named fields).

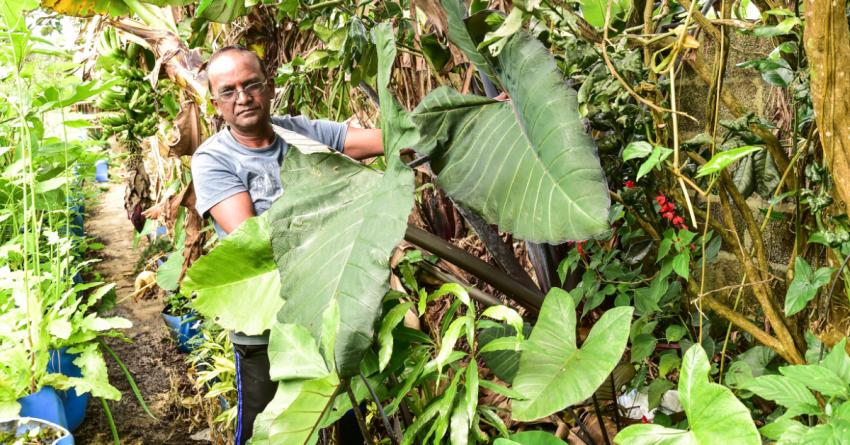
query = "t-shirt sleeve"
xmin=191 ymin=151 xmax=247 ymax=217
xmin=272 ymin=115 xmax=348 ymax=153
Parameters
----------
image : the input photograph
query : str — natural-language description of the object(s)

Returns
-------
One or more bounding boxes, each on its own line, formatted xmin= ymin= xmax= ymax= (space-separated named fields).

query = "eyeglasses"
xmin=214 ymin=80 xmax=267 ymax=102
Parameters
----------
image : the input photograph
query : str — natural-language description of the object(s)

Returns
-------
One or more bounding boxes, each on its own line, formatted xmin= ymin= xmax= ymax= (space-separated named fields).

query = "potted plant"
xmin=161 ymin=291 xmax=202 ymax=353
xmin=0 ymin=417 xmax=74 ymax=445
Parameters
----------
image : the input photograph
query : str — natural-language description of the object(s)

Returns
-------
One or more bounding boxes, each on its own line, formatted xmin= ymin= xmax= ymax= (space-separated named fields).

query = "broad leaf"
xmin=183 ymin=215 xmax=283 ymax=336
xmin=636 ymin=145 xmax=672 ymax=181
xmin=260 ymin=373 xmax=340 ymax=444
xmin=155 ymin=250 xmax=184 ymax=292
xmin=785 ymin=257 xmax=834 ymax=316
xmin=512 ymin=288 xmax=632 ymax=420
xmin=821 ymin=339 xmax=850 ymax=381
xmin=580 ymin=0 xmax=630 ymax=27
xmin=269 ymin=24 xmax=415 ymax=377
xmin=753 ymin=17 xmax=801 ymax=37
xmin=412 ymin=31 xmax=609 ymax=243
xmin=268 ymin=324 xmax=328 ymax=381
xmin=780 ymin=364 xmax=848 ymax=398
xmin=250 ymin=303 xmax=346 ymax=444
xmin=623 ymin=141 xmax=653 ymax=161
xmin=696 ymin=145 xmax=762 ymax=178
xmin=616 ymin=345 xmax=760 ymax=445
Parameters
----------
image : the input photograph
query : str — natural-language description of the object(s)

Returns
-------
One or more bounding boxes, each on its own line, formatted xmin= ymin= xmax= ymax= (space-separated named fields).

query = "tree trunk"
xmin=803 ymin=0 xmax=850 ymax=205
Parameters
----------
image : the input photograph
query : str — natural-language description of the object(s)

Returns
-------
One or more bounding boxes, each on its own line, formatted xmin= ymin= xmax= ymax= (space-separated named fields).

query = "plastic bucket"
xmin=161 ymin=311 xmax=202 ymax=353
xmin=94 ymin=159 xmax=108 ymax=183
xmin=0 ymin=417 xmax=74 ymax=445
xmin=18 ymin=387 xmax=69 ymax=430
xmin=47 ymin=349 xmax=91 ymax=432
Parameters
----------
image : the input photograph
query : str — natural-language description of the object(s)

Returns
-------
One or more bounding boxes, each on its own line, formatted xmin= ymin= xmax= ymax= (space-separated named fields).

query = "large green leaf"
xmin=615 ymin=345 xmax=760 ymax=445
xmin=183 ymin=215 xmax=283 ymax=336
xmin=411 ymin=31 xmax=609 ymax=243
xmin=268 ymin=23 xmax=416 ymax=378
xmin=512 ymin=288 xmax=632 ymax=420
xmin=248 ymin=325 xmax=339 ymax=445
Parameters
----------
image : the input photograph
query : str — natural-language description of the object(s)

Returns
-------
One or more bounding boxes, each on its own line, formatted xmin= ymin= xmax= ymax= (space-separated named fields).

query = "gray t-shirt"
xmin=191 ymin=115 xmax=348 ymax=345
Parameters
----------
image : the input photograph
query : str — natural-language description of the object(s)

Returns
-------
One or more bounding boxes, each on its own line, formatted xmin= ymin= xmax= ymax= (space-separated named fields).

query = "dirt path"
xmin=74 ymin=183 xmax=202 ymax=445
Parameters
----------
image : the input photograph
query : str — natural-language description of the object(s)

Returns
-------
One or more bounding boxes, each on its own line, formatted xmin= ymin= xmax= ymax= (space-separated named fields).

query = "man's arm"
xmin=209 ymin=192 xmax=255 ymax=234
xmin=343 ymin=127 xmax=384 ymax=160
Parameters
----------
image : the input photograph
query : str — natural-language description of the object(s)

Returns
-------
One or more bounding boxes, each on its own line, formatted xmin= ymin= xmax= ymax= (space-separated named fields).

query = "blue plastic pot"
xmin=161 ymin=310 xmax=202 ymax=353
xmin=1 ymin=417 xmax=74 ymax=445
xmin=147 ymin=225 xmax=168 ymax=242
xmin=94 ymin=159 xmax=108 ymax=183
xmin=47 ymin=349 xmax=91 ymax=432
xmin=18 ymin=387 xmax=69 ymax=431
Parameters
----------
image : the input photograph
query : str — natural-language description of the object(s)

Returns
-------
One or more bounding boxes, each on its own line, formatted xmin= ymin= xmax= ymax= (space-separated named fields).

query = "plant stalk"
xmin=404 ymin=225 xmax=545 ymax=311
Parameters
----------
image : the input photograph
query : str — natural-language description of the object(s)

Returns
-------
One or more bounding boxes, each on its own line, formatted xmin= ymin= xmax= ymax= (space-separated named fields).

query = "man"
xmin=191 ymin=45 xmax=382 ymax=444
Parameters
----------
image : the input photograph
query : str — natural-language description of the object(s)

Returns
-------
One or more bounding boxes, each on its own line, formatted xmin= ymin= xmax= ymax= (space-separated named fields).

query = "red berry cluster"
xmin=624 ymin=180 xmax=636 ymax=189
xmin=655 ymin=194 xmax=687 ymax=229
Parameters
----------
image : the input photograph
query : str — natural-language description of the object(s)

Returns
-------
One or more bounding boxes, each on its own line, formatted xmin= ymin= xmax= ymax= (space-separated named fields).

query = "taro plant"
xmin=184 ymin=14 xmax=615 ymax=443
xmin=741 ymin=339 xmax=850 ymax=443
xmin=614 ymin=344 xmax=760 ymax=445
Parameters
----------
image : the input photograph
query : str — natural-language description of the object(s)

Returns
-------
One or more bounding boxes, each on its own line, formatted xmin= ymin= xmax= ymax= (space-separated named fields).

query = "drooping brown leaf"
xmin=165 ymin=101 xmax=202 ymax=157
xmin=803 ymin=0 xmax=850 ymax=206
xmin=124 ymin=159 xmax=151 ymax=232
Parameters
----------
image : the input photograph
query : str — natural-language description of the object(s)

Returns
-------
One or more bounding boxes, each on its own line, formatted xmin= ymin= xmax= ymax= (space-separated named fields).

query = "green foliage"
xmin=695 ymin=146 xmax=763 ymax=178
xmin=269 ymin=24 xmax=415 ymax=377
xmin=751 ymin=340 xmax=850 ymax=443
xmin=0 ymin=11 xmax=130 ymax=419
xmin=615 ymin=345 xmax=760 ymax=445
xmin=579 ymin=0 xmax=631 ymax=28
xmin=512 ymin=288 xmax=632 ymax=421
xmin=412 ymin=30 xmax=610 ymax=243
xmin=184 ymin=215 xmax=283 ymax=336
xmin=784 ymin=257 xmax=834 ymax=316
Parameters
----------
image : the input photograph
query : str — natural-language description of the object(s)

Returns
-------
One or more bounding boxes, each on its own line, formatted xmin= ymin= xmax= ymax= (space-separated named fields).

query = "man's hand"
xmin=343 ymin=127 xmax=384 ymax=160
xmin=209 ymin=191 xmax=255 ymax=234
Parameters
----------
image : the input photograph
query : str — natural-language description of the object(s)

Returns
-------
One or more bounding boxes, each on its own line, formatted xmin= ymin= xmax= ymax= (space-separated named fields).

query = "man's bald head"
xmin=206 ymin=45 xmax=275 ymax=136
xmin=207 ymin=45 xmax=266 ymax=92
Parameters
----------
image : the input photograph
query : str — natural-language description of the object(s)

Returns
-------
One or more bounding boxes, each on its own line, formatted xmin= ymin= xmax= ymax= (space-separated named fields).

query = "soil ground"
xmin=73 ymin=183 xmax=203 ymax=445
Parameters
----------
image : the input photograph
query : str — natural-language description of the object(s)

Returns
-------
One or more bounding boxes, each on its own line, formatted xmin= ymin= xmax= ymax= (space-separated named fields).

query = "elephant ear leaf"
xmin=183 ymin=214 xmax=283 ymax=336
xmin=268 ymin=23 xmax=415 ymax=378
xmin=411 ymin=31 xmax=609 ymax=243
xmin=615 ymin=344 xmax=761 ymax=445
xmin=512 ymin=289 xmax=632 ymax=420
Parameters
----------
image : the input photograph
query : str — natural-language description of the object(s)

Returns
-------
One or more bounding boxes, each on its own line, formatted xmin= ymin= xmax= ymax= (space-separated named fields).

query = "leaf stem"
xmin=345 ymin=381 xmax=375 ymax=445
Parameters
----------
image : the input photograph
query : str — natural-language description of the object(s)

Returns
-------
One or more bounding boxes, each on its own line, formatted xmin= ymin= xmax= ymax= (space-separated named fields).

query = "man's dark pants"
xmin=233 ymin=344 xmax=365 ymax=445
xmin=233 ymin=344 xmax=277 ymax=445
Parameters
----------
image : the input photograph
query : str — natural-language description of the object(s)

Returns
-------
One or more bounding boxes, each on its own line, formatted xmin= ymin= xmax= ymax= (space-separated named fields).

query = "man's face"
xmin=208 ymin=51 xmax=273 ymax=133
